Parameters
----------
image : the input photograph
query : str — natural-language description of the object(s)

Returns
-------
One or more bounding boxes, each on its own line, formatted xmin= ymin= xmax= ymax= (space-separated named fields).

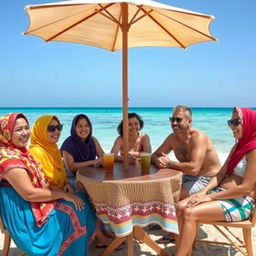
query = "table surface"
xmin=77 ymin=161 xmax=181 ymax=182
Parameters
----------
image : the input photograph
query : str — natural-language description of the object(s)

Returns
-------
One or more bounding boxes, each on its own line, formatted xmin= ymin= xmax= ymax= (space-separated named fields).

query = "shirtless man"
xmin=151 ymin=105 xmax=221 ymax=242
xmin=152 ymin=105 xmax=221 ymax=200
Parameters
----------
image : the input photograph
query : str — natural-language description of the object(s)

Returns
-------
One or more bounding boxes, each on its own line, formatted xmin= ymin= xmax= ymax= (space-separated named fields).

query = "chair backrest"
xmin=250 ymin=202 xmax=256 ymax=226
xmin=0 ymin=216 xmax=4 ymax=230
xmin=0 ymin=215 xmax=11 ymax=256
xmin=0 ymin=215 xmax=4 ymax=231
xmin=0 ymin=215 xmax=8 ymax=235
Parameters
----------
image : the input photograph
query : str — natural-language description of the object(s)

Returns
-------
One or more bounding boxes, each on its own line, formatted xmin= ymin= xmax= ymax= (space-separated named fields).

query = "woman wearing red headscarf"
xmin=174 ymin=107 xmax=256 ymax=256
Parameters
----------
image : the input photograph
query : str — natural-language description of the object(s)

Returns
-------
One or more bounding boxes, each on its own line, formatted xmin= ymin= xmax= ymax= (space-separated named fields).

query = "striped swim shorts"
xmin=211 ymin=187 xmax=255 ymax=222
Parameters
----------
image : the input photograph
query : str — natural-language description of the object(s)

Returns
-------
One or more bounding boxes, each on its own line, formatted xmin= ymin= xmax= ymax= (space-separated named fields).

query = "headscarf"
xmin=0 ymin=113 xmax=54 ymax=227
xmin=29 ymin=115 xmax=66 ymax=189
xmin=61 ymin=114 xmax=96 ymax=165
xmin=226 ymin=107 xmax=256 ymax=176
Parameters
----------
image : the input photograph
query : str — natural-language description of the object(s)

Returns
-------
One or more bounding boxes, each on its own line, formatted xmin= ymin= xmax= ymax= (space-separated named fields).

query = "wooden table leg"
xmin=100 ymin=226 xmax=168 ymax=256
xmin=127 ymin=231 xmax=134 ymax=256
xmin=99 ymin=236 xmax=126 ymax=256
xmin=133 ymin=226 xmax=169 ymax=256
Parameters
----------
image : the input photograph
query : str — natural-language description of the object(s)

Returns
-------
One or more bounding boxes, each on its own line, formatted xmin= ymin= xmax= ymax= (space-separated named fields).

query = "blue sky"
xmin=1 ymin=0 xmax=256 ymax=107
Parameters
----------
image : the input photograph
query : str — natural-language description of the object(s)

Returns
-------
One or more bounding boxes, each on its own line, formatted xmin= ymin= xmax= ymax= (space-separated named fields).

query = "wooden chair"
xmin=192 ymin=205 xmax=256 ymax=256
xmin=0 ymin=216 xmax=11 ymax=256
xmin=0 ymin=216 xmax=26 ymax=256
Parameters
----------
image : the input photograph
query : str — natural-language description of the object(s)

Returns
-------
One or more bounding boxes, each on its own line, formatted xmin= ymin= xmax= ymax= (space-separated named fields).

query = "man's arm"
xmin=151 ymin=135 xmax=172 ymax=168
xmin=167 ymin=132 xmax=207 ymax=175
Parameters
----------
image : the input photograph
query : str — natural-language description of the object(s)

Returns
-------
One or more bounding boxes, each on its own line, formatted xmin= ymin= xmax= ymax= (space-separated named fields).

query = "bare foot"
xmin=95 ymin=229 xmax=112 ymax=247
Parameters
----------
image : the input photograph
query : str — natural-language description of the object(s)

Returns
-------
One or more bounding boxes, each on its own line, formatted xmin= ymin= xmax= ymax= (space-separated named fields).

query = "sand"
xmin=1 ymin=224 xmax=255 ymax=256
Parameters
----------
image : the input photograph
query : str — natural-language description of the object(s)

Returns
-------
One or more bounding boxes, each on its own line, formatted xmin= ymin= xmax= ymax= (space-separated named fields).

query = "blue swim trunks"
xmin=182 ymin=174 xmax=211 ymax=196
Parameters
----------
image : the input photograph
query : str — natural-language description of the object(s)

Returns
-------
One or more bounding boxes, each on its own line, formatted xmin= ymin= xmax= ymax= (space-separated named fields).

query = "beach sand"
xmin=1 ymin=225 xmax=255 ymax=255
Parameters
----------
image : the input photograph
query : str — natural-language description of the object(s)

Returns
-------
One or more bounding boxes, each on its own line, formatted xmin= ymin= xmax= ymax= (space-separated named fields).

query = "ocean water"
xmin=0 ymin=107 xmax=237 ymax=163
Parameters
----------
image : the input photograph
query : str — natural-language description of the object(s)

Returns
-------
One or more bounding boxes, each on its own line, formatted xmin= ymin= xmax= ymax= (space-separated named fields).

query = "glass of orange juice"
xmin=103 ymin=153 xmax=115 ymax=172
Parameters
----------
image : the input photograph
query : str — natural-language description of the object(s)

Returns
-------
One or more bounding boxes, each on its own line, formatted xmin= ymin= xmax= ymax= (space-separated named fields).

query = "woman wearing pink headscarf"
xmin=174 ymin=107 xmax=256 ymax=256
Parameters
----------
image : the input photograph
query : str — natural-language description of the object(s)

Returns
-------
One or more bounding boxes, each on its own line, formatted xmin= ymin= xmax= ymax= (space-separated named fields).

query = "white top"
xmin=233 ymin=157 xmax=247 ymax=177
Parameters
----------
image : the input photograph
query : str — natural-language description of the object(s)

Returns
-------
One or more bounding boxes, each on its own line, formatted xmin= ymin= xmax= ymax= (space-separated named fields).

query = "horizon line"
xmin=1 ymin=106 xmax=255 ymax=109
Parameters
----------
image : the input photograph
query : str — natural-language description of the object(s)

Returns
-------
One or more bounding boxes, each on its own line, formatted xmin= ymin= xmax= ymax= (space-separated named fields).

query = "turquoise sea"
xmin=0 ymin=107 xmax=241 ymax=163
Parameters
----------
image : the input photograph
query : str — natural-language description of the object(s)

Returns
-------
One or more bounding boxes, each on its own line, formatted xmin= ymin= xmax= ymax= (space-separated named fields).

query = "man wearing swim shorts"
xmin=151 ymin=105 xmax=221 ymax=242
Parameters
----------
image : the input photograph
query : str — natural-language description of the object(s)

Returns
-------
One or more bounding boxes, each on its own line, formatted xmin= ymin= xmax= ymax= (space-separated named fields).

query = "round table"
xmin=77 ymin=162 xmax=182 ymax=256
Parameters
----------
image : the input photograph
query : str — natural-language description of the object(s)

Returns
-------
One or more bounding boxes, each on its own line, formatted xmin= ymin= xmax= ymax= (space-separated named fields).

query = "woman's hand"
xmin=64 ymin=183 xmax=74 ymax=193
xmin=186 ymin=192 xmax=211 ymax=208
xmin=62 ymin=192 xmax=85 ymax=210
xmin=94 ymin=156 xmax=104 ymax=167
xmin=128 ymin=153 xmax=138 ymax=164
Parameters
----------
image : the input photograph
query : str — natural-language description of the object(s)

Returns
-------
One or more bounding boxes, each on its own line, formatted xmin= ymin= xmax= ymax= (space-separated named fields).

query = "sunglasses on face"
xmin=47 ymin=124 xmax=63 ymax=132
xmin=169 ymin=117 xmax=183 ymax=124
xmin=227 ymin=118 xmax=242 ymax=127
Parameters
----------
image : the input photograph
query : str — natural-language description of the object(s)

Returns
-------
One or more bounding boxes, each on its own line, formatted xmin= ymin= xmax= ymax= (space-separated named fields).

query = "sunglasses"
xmin=169 ymin=117 xmax=183 ymax=124
xmin=47 ymin=124 xmax=63 ymax=132
xmin=227 ymin=118 xmax=242 ymax=127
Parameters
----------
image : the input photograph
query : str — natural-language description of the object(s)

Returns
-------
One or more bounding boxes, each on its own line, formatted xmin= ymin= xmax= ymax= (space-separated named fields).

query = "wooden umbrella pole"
xmin=121 ymin=2 xmax=129 ymax=170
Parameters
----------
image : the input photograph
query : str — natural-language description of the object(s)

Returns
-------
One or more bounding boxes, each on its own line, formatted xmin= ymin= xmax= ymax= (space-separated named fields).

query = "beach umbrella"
xmin=24 ymin=0 xmax=217 ymax=169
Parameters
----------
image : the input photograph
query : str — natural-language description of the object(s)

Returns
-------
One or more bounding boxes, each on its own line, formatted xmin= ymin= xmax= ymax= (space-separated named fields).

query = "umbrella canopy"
xmin=24 ymin=0 xmax=217 ymax=169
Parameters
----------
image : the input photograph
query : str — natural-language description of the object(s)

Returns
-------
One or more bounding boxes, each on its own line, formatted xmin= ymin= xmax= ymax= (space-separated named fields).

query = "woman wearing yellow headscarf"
xmin=29 ymin=115 xmax=70 ymax=190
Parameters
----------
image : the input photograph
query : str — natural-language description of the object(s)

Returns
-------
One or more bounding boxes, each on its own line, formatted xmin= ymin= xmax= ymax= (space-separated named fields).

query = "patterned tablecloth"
xmin=77 ymin=167 xmax=182 ymax=237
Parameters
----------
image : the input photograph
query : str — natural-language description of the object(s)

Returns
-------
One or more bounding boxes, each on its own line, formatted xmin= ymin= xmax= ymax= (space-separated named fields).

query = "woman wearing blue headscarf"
xmin=61 ymin=114 xmax=104 ymax=178
xmin=61 ymin=114 xmax=119 ymax=248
